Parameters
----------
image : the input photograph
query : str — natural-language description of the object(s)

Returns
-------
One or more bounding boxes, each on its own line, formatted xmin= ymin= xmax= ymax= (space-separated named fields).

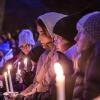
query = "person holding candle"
xmin=73 ymin=11 xmax=100 ymax=100
xmin=12 ymin=29 xmax=44 ymax=92
xmin=52 ymin=13 xmax=82 ymax=100
xmin=15 ymin=12 xmax=74 ymax=100
xmin=53 ymin=13 xmax=81 ymax=62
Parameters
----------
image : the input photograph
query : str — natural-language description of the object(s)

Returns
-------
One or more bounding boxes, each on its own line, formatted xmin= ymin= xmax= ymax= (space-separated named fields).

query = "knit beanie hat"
xmin=77 ymin=11 xmax=100 ymax=42
xmin=53 ymin=13 xmax=81 ymax=44
xmin=18 ymin=29 xmax=35 ymax=47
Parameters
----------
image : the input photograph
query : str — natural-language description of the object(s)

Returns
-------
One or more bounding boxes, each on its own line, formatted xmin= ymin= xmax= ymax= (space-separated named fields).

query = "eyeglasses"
xmin=20 ymin=44 xmax=31 ymax=49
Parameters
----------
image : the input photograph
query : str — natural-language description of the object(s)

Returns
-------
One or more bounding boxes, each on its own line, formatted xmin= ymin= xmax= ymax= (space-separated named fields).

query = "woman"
xmin=53 ymin=13 xmax=80 ymax=60
xmin=73 ymin=11 xmax=100 ymax=100
xmin=17 ymin=12 xmax=74 ymax=100
xmin=12 ymin=29 xmax=44 ymax=92
xmin=53 ymin=14 xmax=81 ymax=100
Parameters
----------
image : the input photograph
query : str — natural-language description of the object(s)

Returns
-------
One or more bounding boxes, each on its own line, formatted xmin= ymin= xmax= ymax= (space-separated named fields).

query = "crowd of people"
xmin=0 ymin=11 xmax=100 ymax=100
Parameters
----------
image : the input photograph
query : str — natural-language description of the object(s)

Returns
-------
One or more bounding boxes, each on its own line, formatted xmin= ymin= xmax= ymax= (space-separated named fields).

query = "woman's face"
xmin=74 ymin=25 xmax=90 ymax=53
xmin=53 ymin=34 xmax=70 ymax=52
xmin=53 ymin=34 xmax=63 ymax=51
xmin=37 ymin=24 xmax=52 ymax=49
xmin=20 ymin=44 xmax=32 ymax=55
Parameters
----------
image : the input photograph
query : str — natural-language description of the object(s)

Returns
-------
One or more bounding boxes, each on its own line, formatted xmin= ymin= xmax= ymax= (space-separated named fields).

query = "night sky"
xmin=1 ymin=0 xmax=100 ymax=34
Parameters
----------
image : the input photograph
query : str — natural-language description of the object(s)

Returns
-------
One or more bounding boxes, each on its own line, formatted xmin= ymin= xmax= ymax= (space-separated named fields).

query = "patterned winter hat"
xmin=18 ymin=29 xmax=35 ymax=47
xmin=38 ymin=12 xmax=67 ymax=37
xmin=77 ymin=11 xmax=100 ymax=42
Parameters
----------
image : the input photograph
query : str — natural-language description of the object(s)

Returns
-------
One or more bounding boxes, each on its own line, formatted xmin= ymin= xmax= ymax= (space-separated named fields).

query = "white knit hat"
xmin=38 ymin=12 xmax=67 ymax=37
xmin=18 ymin=29 xmax=35 ymax=47
xmin=77 ymin=11 xmax=100 ymax=42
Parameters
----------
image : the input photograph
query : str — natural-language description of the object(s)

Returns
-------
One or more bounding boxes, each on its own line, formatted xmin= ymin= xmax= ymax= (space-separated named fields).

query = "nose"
xmin=74 ymin=33 xmax=79 ymax=42
xmin=38 ymin=35 xmax=41 ymax=42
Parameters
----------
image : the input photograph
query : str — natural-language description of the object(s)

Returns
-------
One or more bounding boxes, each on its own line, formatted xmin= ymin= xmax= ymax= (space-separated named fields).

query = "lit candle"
xmin=24 ymin=58 xmax=27 ymax=71
xmin=17 ymin=62 xmax=20 ymax=74
xmin=54 ymin=62 xmax=65 ymax=100
xmin=8 ymin=65 xmax=14 ymax=92
xmin=4 ymin=72 xmax=9 ymax=93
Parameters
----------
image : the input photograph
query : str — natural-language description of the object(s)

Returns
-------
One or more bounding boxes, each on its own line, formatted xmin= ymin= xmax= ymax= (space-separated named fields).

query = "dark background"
xmin=0 ymin=0 xmax=100 ymax=36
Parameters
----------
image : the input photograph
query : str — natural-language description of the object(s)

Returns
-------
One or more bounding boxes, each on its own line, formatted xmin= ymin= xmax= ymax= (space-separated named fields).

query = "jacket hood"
xmin=38 ymin=12 xmax=67 ymax=37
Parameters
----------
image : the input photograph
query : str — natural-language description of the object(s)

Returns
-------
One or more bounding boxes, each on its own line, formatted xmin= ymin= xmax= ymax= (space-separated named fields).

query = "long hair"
xmin=35 ymin=19 xmax=52 ymax=38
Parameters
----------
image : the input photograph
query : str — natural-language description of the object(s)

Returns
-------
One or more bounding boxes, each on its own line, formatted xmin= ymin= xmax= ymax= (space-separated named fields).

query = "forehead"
xmin=76 ymin=23 xmax=84 ymax=32
xmin=37 ymin=25 xmax=43 ymax=32
xmin=21 ymin=43 xmax=28 ymax=46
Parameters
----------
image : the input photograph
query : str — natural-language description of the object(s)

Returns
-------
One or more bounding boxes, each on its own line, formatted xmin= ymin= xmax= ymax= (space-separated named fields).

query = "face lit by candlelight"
xmin=53 ymin=34 xmax=70 ymax=52
xmin=4 ymin=72 xmax=7 ymax=76
xmin=37 ymin=24 xmax=53 ymax=49
xmin=20 ymin=43 xmax=32 ymax=55
xmin=74 ymin=24 xmax=91 ymax=53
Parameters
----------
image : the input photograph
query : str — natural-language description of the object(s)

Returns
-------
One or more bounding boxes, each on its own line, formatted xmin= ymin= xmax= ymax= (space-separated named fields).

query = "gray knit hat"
xmin=77 ymin=11 xmax=100 ymax=42
xmin=18 ymin=29 xmax=35 ymax=47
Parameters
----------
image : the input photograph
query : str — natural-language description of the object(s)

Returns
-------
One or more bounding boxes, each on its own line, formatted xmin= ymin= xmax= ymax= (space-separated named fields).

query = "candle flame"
xmin=24 ymin=58 xmax=27 ymax=64
xmin=8 ymin=64 xmax=12 ymax=70
xmin=4 ymin=72 xmax=7 ymax=76
xmin=18 ymin=62 xmax=20 ymax=65
xmin=18 ymin=69 xmax=21 ymax=74
xmin=54 ymin=62 xmax=64 ymax=77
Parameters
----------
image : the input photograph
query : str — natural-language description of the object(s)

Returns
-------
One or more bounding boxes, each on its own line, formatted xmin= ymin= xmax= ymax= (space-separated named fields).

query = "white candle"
xmin=17 ymin=62 xmax=20 ymax=74
xmin=4 ymin=72 xmax=9 ymax=93
xmin=54 ymin=62 xmax=65 ymax=100
xmin=8 ymin=65 xmax=14 ymax=92
xmin=17 ymin=69 xmax=21 ymax=75
xmin=24 ymin=58 xmax=27 ymax=71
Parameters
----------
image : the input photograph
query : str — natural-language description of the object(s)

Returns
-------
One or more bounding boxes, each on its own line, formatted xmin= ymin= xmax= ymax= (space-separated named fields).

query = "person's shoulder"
xmin=57 ymin=51 xmax=72 ymax=62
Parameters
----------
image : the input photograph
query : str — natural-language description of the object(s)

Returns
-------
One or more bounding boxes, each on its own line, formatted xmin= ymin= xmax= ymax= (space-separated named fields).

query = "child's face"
xmin=53 ymin=34 xmax=69 ymax=52
xmin=20 ymin=44 xmax=32 ymax=55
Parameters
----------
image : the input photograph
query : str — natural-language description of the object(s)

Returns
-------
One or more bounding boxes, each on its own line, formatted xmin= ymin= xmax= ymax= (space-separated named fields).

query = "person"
xmin=11 ymin=29 xmax=44 ymax=92
xmin=52 ymin=13 xmax=82 ymax=99
xmin=73 ymin=11 xmax=100 ymax=100
xmin=53 ymin=13 xmax=81 ymax=60
xmin=15 ymin=12 xmax=74 ymax=100
xmin=0 ymin=35 xmax=14 ymax=100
